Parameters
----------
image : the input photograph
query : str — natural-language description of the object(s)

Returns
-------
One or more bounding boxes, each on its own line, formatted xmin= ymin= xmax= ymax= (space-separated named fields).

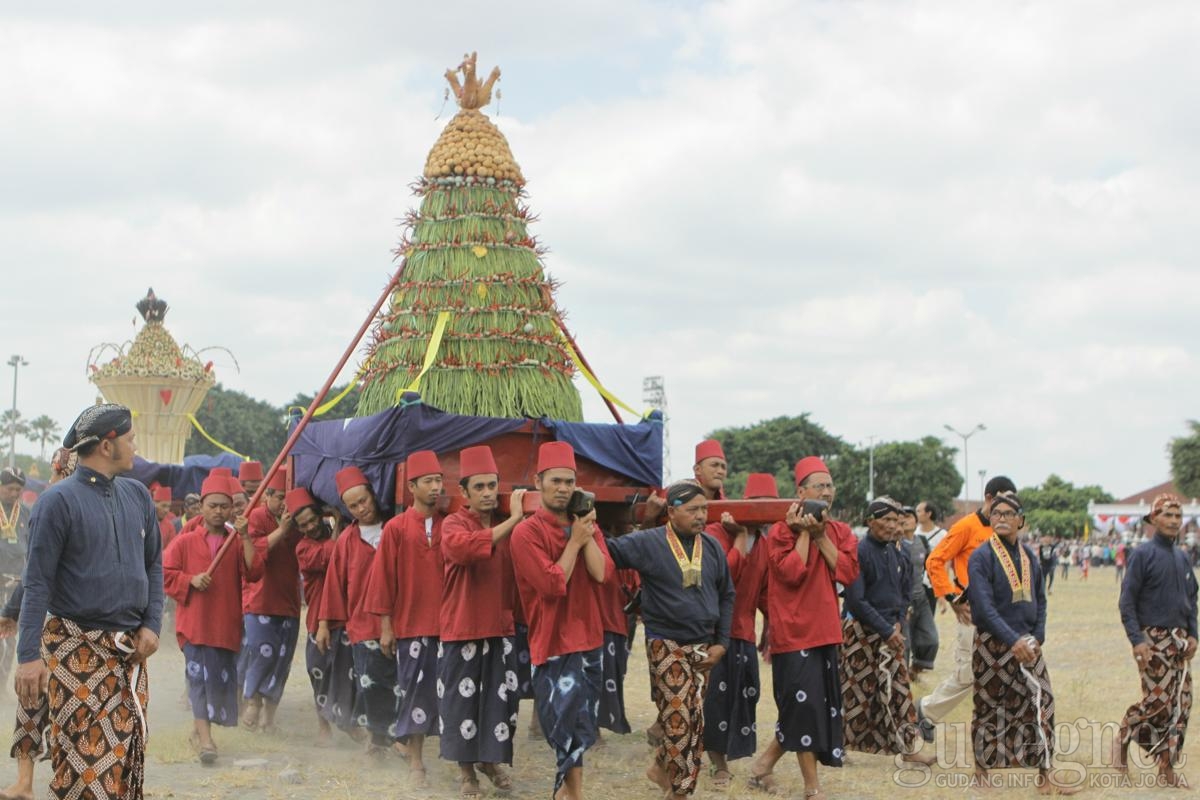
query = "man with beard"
xmin=17 ymin=405 xmax=163 ymax=796
xmin=164 ymin=474 xmax=264 ymax=763
xmin=511 ymin=442 xmax=614 ymax=800
xmin=318 ymin=466 xmax=399 ymax=756
xmin=967 ymin=493 xmax=1072 ymax=794
xmin=747 ymin=456 xmax=860 ymax=800
xmin=293 ymin=488 xmax=355 ymax=745
xmin=841 ymin=497 xmax=934 ymax=765
xmin=607 ymin=480 xmax=735 ymax=800
xmin=364 ymin=450 xmax=446 ymax=787
xmin=439 ymin=445 xmax=527 ymax=798
xmin=240 ymin=469 xmax=302 ymax=733
xmin=1115 ymin=493 xmax=1198 ymax=787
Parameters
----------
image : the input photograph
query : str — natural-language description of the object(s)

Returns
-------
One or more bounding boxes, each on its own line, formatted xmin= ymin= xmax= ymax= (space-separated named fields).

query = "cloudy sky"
xmin=2 ymin=1 xmax=1196 ymax=499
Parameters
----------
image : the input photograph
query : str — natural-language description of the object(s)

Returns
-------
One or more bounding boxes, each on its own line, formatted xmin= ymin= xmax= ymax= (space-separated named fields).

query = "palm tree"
xmin=1 ymin=410 xmax=29 ymax=462
xmin=27 ymin=415 xmax=61 ymax=461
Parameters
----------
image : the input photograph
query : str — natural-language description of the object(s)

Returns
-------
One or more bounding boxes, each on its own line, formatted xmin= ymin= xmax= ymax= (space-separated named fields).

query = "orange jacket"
xmin=926 ymin=510 xmax=992 ymax=599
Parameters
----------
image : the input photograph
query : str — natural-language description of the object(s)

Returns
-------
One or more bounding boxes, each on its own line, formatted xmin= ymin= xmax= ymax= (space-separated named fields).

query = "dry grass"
xmin=1 ymin=566 xmax=1193 ymax=798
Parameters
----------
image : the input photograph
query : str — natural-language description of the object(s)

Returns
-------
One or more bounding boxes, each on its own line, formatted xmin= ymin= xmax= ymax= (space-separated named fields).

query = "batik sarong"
xmin=10 ymin=695 xmax=50 ymax=761
xmin=533 ymin=647 xmax=602 ymax=799
xmin=971 ymin=630 xmax=1055 ymax=770
xmin=241 ymin=614 xmax=300 ymax=704
xmin=647 ymin=638 xmax=707 ymax=796
xmin=307 ymin=629 xmax=356 ymax=732
xmin=772 ymin=645 xmax=844 ymax=767
xmin=43 ymin=615 xmax=148 ymax=800
xmin=598 ymin=631 xmax=631 ymax=734
xmin=437 ymin=637 xmax=517 ymax=765
xmin=513 ymin=623 xmax=535 ymax=700
xmin=393 ymin=635 xmax=440 ymax=739
xmin=1118 ymin=626 xmax=1193 ymax=766
xmin=352 ymin=640 xmax=398 ymax=745
xmin=841 ymin=618 xmax=920 ymax=755
xmin=183 ymin=643 xmax=238 ymax=727
xmin=702 ymin=638 xmax=759 ymax=759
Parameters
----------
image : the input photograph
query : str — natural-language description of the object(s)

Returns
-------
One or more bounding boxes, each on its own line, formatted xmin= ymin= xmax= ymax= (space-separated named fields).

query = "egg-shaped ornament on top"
xmin=355 ymin=53 xmax=582 ymax=421
xmin=87 ymin=288 xmax=225 ymax=463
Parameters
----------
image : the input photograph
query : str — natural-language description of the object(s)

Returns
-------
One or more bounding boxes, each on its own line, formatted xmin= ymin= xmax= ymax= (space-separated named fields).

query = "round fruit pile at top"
xmin=423 ymin=109 xmax=524 ymax=183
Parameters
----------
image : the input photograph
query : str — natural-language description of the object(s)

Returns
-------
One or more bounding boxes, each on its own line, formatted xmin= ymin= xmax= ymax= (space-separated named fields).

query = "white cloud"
xmin=2 ymin=1 xmax=1197 ymax=499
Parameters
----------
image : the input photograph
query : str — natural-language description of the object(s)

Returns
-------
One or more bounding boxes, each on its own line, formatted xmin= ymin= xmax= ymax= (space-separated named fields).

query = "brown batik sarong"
xmin=840 ymin=618 xmax=920 ymax=755
xmin=42 ymin=615 xmax=149 ymax=799
xmin=10 ymin=694 xmax=50 ymax=761
xmin=1118 ymin=626 xmax=1193 ymax=766
xmin=971 ymin=630 xmax=1055 ymax=770
xmin=647 ymin=638 xmax=707 ymax=796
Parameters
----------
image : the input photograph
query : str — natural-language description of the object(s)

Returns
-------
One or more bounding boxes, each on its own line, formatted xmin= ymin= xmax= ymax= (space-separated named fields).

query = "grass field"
xmin=0 ymin=563 xmax=1193 ymax=798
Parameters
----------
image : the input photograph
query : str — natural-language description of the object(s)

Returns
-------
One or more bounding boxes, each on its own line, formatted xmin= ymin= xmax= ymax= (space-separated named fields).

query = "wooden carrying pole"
xmin=555 ymin=314 xmax=623 ymax=424
xmin=205 ymin=270 xmax=402 ymax=573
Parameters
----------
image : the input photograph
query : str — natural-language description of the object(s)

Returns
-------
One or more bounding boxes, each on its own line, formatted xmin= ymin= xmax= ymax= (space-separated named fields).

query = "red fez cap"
xmin=459 ymin=445 xmax=498 ymax=478
xmin=694 ymin=439 xmax=726 ymax=465
xmin=239 ymin=461 xmax=264 ymax=482
xmin=201 ymin=475 xmax=233 ymax=499
xmin=209 ymin=467 xmax=233 ymax=479
xmin=335 ymin=466 xmax=370 ymax=498
xmin=285 ymin=487 xmax=317 ymax=516
xmin=407 ymin=450 xmax=442 ymax=479
xmin=537 ymin=441 xmax=576 ymax=473
xmin=794 ymin=456 xmax=830 ymax=486
xmin=226 ymin=477 xmax=245 ymax=496
xmin=744 ymin=473 xmax=778 ymax=499
xmin=152 ymin=485 xmax=172 ymax=502
xmin=266 ymin=469 xmax=287 ymax=492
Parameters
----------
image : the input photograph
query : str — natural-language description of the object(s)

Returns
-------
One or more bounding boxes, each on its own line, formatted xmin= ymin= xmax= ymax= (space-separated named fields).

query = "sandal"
xmin=746 ymin=771 xmax=781 ymax=795
xmin=189 ymin=733 xmax=217 ymax=765
xmin=710 ymin=766 xmax=733 ymax=789
xmin=478 ymin=763 xmax=513 ymax=792
xmin=460 ymin=777 xmax=483 ymax=800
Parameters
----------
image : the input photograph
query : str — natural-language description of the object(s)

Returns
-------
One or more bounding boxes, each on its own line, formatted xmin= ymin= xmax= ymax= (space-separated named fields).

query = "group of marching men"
xmin=1 ymin=402 xmax=1196 ymax=800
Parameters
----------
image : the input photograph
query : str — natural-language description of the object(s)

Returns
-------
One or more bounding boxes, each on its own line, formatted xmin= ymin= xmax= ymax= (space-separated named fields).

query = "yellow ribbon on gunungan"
xmin=186 ymin=413 xmax=249 ymax=460
xmin=399 ymin=311 xmax=452 ymax=399
xmin=555 ymin=327 xmax=646 ymax=418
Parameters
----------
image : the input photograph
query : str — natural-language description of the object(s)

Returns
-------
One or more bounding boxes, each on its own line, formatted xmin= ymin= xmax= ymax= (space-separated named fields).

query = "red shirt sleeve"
xmin=297 ymin=536 xmax=332 ymax=574
xmin=320 ymin=533 xmax=351 ymax=626
xmin=363 ymin=517 xmax=402 ymax=615
xmin=242 ymin=536 xmax=267 ymax=583
xmin=442 ymin=513 xmax=494 ymax=565
xmin=593 ymin=526 xmax=616 ymax=585
xmin=162 ymin=534 xmax=192 ymax=604
xmin=511 ymin=518 xmax=568 ymax=600
xmin=830 ymin=522 xmax=860 ymax=586
xmin=767 ymin=522 xmax=811 ymax=586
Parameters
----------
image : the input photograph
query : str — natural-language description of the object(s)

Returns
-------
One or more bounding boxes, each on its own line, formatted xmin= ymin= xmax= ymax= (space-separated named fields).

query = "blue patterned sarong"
xmin=533 ymin=647 xmax=602 ymax=799
xmin=241 ymin=613 xmax=300 ymax=703
xmin=183 ymin=643 xmax=239 ymax=727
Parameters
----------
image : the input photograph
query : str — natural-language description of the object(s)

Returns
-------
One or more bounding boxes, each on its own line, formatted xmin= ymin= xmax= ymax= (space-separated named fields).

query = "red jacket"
xmin=766 ymin=519 xmax=860 ymax=653
xmin=320 ymin=521 xmax=383 ymax=644
xmin=242 ymin=505 xmax=302 ymax=618
xmin=363 ymin=507 xmax=445 ymax=638
xmin=440 ymin=508 xmax=515 ymax=642
xmin=163 ymin=526 xmax=266 ymax=652
xmin=296 ymin=535 xmax=336 ymax=635
xmin=182 ymin=515 xmax=205 ymax=535
xmin=708 ymin=524 xmax=770 ymax=644
xmin=511 ymin=509 xmax=614 ymax=665
xmin=159 ymin=516 xmax=178 ymax=551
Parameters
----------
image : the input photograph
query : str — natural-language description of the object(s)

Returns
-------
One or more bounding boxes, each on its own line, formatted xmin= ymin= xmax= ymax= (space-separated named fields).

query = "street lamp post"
xmin=978 ymin=469 xmax=987 ymax=503
xmin=944 ymin=422 xmax=986 ymax=502
xmin=7 ymin=355 xmax=28 ymax=469
xmin=865 ymin=435 xmax=879 ymax=502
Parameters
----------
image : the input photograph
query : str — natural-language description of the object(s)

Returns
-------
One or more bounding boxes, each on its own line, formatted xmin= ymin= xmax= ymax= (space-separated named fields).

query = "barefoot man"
xmin=1115 ymin=493 xmax=1197 ymax=786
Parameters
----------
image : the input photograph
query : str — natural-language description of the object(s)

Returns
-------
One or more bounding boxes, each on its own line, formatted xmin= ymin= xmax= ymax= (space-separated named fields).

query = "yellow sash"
xmin=989 ymin=534 xmax=1032 ymax=603
xmin=666 ymin=523 xmax=703 ymax=588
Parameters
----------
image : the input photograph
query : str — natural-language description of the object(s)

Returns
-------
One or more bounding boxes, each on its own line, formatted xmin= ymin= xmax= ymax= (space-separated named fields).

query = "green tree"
xmin=1 ymin=410 xmax=29 ymax=461
xmin=1019 ymin=474 xmax=1114 ymax=539
xmin=1170 ymin=420 xmax=1200 ymax=499
xmin=26 ymin=415 xmax=61 ymax=460
xmin=708 ymin=414 xmax=847 ymax=502
xmin=185 ymin=384 xmax=288 ymax=464
xmin=832 ymin=437 xmax=963 ymax=524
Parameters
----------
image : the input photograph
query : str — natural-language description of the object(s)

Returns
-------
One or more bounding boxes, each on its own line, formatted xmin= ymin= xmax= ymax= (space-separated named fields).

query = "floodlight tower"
xmin=642 ymin=376 xmax=669 ymax=485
